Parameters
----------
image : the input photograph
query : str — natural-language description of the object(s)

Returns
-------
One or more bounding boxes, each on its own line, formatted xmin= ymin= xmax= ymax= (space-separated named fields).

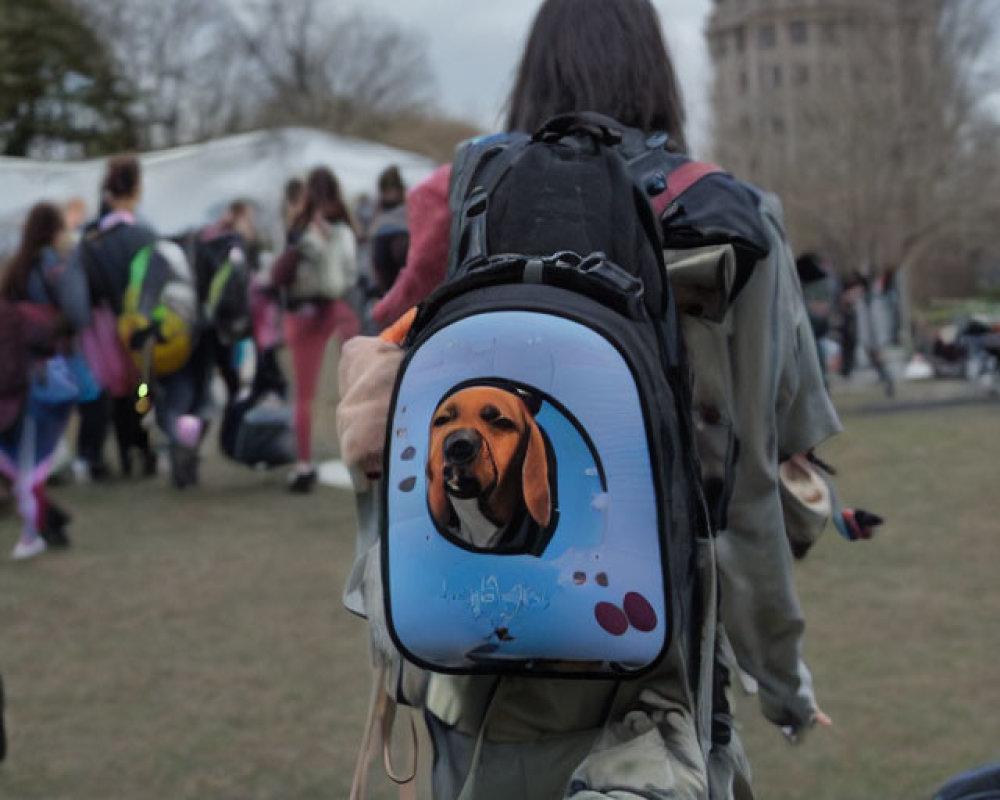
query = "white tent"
xmin=0 ymin=127 xmax=439 ymax=254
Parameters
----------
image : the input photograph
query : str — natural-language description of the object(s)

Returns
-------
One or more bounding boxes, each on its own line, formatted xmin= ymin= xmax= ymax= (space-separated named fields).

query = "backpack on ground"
xmin=381 ymin=113 xmax=713 ymax=680
xmin=117 ymin=240 xmax=199 ymax=380
xmin=220 ymin=393 xmax=294 ymax=468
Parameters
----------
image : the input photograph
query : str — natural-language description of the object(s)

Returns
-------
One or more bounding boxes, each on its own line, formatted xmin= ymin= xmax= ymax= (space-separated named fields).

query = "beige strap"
xmin=350 ymin=666 xmax=385 ymax=800
xmin=350 ymin=665 xmax=419 ymax=800
xmin=381 ymin=689 xmax=419 ymax=796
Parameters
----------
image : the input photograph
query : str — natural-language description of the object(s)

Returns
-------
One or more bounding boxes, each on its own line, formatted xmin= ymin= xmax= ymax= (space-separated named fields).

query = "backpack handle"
xmin=533 ymin=113 xmax=624 ymax=147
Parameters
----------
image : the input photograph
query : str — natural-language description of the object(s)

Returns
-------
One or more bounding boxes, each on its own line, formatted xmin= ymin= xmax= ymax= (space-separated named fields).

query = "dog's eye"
xmin=433 ymin=415 xmax=451 ymax=427
xmin=492 ymin=418 xmax=517 ymax=431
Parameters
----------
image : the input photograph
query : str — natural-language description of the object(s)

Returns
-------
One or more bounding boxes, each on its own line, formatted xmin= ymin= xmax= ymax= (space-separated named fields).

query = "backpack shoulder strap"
xmin=625 ymin=141 xmax=772 ymax=304
xmin=651 ymin=161 xmax=726 ymax=218
xmin=447 ymin=133 xmax=529 ymax=276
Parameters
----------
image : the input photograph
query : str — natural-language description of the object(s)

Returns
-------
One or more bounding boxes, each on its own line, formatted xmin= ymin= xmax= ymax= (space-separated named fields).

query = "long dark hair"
xmin=1 ymin=203 xmax=64 ymax=301
xmin=292 ymin=167 xmax=350 ymax=233
xmin=506 ymin=0 xmax=688 ymax=151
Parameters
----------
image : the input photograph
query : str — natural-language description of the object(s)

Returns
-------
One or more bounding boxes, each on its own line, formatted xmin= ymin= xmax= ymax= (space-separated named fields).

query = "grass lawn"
xmin=1 ymin=373 xmax=998 ymax=799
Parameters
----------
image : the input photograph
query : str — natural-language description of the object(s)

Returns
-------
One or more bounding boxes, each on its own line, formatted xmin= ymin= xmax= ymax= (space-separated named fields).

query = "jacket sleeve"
xmin=372 ymin=164 xmax=452 ymax=327
xmin=714 ymin=193 xmax=840 ymax=733
xmin=56 ymin=244 xmax=94 ymax=330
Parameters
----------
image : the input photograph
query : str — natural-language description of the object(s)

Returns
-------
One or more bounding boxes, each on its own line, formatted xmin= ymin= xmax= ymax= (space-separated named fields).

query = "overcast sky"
xmin=359 ymin=0 xmax=715 ymax=154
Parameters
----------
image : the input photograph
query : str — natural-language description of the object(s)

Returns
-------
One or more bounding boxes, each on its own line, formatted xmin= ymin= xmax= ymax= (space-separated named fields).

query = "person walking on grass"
xmin=0 ymin=203 xmax=80 ymax=560
xmin=272 ymin=167 xmax=360 ymax=493
xmin=341 ymin=0 xmax=840 ymax=796
xmin=67 ymin=156 xmax=158 ymax=480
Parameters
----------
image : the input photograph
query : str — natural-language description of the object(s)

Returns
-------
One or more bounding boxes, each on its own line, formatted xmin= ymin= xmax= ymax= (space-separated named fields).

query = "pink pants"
xmin=283 ymin=300 xmax=360 ymax=462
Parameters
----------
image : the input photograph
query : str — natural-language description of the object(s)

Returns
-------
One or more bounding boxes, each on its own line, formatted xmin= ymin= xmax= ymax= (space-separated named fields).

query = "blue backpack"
xmin=381 ymin=114 xmax=721 ymax=678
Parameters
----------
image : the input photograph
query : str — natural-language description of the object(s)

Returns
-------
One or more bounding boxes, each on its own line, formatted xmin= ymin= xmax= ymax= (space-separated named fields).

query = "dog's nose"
xmin=444 ymin=429 xmax=481 ymax=465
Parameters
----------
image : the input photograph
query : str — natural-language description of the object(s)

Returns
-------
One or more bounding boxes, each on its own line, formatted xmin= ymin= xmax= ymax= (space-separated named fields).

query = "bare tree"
xmin=237 ymin=0 xmax=436 ymax=136
xmin=73 ymin=0 xmax=254 ymax=149
xmin=713 ymin=0 xmax=1000 ymax=317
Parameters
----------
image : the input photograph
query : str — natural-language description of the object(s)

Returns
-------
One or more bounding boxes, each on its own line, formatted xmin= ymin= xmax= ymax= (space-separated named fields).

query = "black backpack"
xmin=188 ymin=232 xmax=252 ymax=345
xmin=381 ymin=114 xmax=717 ymax=680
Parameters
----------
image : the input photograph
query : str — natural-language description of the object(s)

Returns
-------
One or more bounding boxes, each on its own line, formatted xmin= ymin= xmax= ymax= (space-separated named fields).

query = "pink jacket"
xmin=372 ymin=164 xmax=452 ymax=327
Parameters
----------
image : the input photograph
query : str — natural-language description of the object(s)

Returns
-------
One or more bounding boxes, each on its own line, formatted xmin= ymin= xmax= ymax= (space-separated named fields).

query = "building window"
xmin=792 ymin=63 xmax=810 ymax=86
xmin=771 ymin=116 xmax=786 ymax=136
xmin=821 ymin=21 xmax=838 ymax=44
xmin=758 ymin=24 xmax=777 ymax=49
xmin=739 ymin=70 xmax=749 ymax=95
xmin=734 ymin=26 xmax=746 ymax=53
xmin=789 ymin=20 xmax=808 ymax=44
xmin=761 ymin=63 xmax=782 ymax=90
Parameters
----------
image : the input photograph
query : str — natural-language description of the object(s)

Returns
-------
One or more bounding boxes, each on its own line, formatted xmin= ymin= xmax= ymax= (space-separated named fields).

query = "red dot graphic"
xmin=623 ymin=592 xmax=658 ymax=632
xmin=594 ymin=602 xmax=628 ymax=636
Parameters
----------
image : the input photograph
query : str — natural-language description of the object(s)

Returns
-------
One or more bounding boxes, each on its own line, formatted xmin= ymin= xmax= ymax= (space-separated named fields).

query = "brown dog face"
xmin=427 ymin=386 xmax=551 ymax=533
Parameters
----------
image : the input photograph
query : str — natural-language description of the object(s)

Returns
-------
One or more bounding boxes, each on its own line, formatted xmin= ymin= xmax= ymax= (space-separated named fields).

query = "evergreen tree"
xmin=0 ymin=0 xmax=136 ymax=157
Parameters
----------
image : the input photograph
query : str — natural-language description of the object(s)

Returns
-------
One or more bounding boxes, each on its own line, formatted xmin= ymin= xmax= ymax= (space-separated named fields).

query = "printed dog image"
xmin=427 ymin=386 xmax=553 ymax=553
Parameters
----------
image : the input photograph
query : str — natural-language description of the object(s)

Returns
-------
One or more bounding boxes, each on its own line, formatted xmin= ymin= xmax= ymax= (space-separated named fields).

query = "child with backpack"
xmin=65 ymin=156 xmax=158 ymax=479
xmin=272 ymin=167 xmax=360 ymax=493
xmin=64 ymin=156 xmax=205 ymax=488
xmin=0 ymin=203 xmax=82 ymax=560
xmin=337 ymin=1 xmax=843 ymax=798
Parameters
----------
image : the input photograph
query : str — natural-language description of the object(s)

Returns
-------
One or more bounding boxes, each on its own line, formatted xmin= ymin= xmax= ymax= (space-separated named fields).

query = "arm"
xmin=715 ymin=195 xmax=840 ymax=733
xmin=372 ymin=164 xmax=452 ymax=327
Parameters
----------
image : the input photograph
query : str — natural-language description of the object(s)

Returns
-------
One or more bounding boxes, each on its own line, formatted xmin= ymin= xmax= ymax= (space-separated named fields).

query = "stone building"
xmin=706 ymin=0 xmax=930 ymax=179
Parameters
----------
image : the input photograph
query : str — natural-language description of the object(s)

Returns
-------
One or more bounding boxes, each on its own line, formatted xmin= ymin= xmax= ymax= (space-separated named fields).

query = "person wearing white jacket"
xmin=271 ymin=167 xmax=360 ymax=492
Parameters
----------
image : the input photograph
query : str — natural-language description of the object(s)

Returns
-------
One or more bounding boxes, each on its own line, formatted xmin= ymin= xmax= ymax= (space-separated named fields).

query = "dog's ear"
xmin=514 ymin=388 xmax=543 ymax=417
xmin=427 ymin=462 xmax=452 ymax=529
xmin=521 ymin=419 xmax=551 ymax=528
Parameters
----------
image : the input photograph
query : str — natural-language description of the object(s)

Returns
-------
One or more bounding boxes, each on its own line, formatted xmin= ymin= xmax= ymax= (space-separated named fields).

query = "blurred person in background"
xmin=68 ymin=155 xmax=157 ymax=480
xmin=192 ymin=199 xmax=258 ymax=404
xmin=61 ymin=197 xmax=88 ymax=248
xmin=368 ymin=165 xmax=410 ymax=298
xmin=272 ymin=167 xmax=360 ymax=493
xmin=281 ymin=177 xmax=305 ymax=238
xmin=842 ymin=271 xmax=895 ymax=397
xmin=0 ymin=203 xmax=82 ymax=560
xmin=796 ymin=252 xmax=835 ymax=385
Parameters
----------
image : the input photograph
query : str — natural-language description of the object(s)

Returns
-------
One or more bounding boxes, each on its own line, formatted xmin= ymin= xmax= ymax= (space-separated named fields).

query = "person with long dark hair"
xmin=272 ymin=167 xmax=360 ymax=492
xmin=0 ymin=203 xmax=76 ymax=559
xmin=340 ymin=1 xmax=842 ymax=798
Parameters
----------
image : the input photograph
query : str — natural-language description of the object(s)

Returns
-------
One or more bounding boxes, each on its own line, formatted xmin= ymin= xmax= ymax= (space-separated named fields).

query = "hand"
xmin=814 ymin=706 xmax=834 ymax=727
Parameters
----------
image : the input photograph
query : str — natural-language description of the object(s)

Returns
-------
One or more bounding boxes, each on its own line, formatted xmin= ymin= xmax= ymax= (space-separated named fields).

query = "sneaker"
xmin=287 ymin=468 xmax=317 ymax=494
xmin=40 ymin=504 xmax=72 ymax=549
xmin=10 ymin=536 xmax=46 ymax=561
xmin=170 ymin=444 xmax=200 ymax=490
xmin=89 ymin=461 xmax=111 ymax=482
xmin=71 ymin=458 xmax=92 ymax=485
